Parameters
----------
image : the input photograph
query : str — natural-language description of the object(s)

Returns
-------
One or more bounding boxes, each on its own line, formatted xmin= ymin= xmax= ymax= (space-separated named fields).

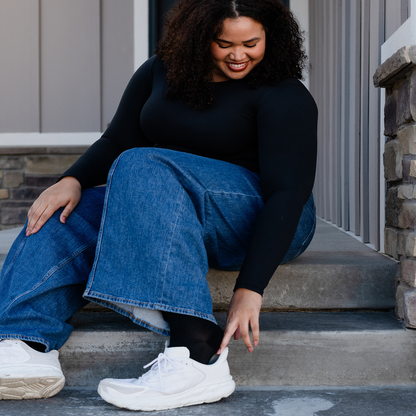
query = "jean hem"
xmin=0 ymin=334 xmax=51 ymax=352
xmin=83 ymin=291 xmax=217 ymax=336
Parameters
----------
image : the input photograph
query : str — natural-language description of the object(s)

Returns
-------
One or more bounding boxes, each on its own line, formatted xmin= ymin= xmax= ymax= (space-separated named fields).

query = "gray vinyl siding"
xmin=309 ymin=0 xmax=410 ymax=249
xmin=0 ymin=0 xmax=40 ymax=133
xmin=101 ymin=0 xmax=135 ymax=131
xmin=0 ymin=0 xmax=134 ymax=134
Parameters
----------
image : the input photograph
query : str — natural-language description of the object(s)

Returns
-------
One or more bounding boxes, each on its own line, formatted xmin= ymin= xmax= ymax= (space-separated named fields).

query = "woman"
xmin=0 ymin=0 xmax=317 ymax=411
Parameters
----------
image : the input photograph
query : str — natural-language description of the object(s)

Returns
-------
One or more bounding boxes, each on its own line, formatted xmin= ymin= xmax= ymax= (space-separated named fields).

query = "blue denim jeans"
xmin=0 ymin=149 xmax=315 ymax=351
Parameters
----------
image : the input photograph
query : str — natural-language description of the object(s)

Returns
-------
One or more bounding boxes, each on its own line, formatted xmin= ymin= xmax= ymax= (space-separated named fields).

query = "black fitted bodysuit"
xmin=63 ymin=55 xmax=318 ymax=295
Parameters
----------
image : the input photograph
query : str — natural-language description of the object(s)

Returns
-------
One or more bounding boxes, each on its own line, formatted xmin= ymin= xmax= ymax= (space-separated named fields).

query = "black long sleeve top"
xmin=63 ymin=55 xmax=318 ymax=295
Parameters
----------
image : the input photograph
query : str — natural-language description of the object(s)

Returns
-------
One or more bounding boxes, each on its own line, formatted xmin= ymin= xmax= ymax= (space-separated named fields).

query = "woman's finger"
xmin=26 ymin=177 xmax=81 ymax=235
xmin=239 ymin=322 xmax=253 ymax=353
xmin=60 ymin=201 xmax=77 ymax=224
xmin=30 ymin=205 xmax=58 ymax=235
xmin=250 ymin=318 xmax=260 ymax=347
xmin=218 ymin=320 xmax=238 ymax=354
xmin=26 ymin=202 xmax=47 ymax=236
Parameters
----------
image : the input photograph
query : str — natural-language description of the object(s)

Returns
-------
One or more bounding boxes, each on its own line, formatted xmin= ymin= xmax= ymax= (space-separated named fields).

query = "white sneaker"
xmin=0 ymin=339 xmax=65 ymax=400
xmin=98 ymin=345 xmax=235 ymax=411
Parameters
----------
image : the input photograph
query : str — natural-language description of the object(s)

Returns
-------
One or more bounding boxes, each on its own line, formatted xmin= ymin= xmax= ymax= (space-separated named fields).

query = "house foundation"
xmin=374 ymin=44 xmax=416 ymax=327
xmin=0 ymin=147 xmax=87 ymax=229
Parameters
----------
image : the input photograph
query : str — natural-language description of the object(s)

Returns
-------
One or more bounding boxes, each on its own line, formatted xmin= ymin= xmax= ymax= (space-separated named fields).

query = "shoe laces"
xmin=140 ymin=352 xmax=182 ymax=390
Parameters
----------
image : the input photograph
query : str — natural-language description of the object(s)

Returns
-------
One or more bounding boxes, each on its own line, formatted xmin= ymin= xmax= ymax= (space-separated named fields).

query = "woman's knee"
xmin=111 ymin=148 xmax=185 ymax=188
xmin=117 ymin=147 xmax=162 ymax=166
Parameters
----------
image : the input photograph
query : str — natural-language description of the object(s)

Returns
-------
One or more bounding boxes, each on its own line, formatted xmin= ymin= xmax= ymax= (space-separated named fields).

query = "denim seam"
xmin=2 ymin=236 xmax=28 ymax=278
xmin=206 ymin=190 xmax=263 ymax=198
xmin=174 ymin=158 xmax=262 ymax=200
xmin=84 ymin=296 xmax=171 ymax=335
xmin=6 ymin=238 xmax=98 ymax=312
xmin=159 ymin=188 xmax=186 ymax=299
xmin=0 ymin=334 xmax=51 ymax=352
xmin=84 ymin=292 xmax=216 ymax=335
xmin=202 ymin=190 xmax=210 ymax=241
xmin=86 ymin=155 xmax=120 ymax=292
xmin=85 ymin=291 xmax=215 ymax=318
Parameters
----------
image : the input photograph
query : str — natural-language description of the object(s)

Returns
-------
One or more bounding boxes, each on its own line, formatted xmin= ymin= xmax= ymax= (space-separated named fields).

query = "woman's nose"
xmin=229 ymin=48 xmax=246 ymax=61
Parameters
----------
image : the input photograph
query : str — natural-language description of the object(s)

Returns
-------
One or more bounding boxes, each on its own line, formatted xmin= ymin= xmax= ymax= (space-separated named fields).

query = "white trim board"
xmin=0 ymin=132 xmax=100 ymax=147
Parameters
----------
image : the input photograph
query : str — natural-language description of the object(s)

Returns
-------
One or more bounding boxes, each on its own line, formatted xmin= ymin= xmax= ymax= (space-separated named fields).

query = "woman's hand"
xmin=26 ymin=176 xmax=82 ymax=236
xmin=217 ymin=288 xmax=263 ymax=355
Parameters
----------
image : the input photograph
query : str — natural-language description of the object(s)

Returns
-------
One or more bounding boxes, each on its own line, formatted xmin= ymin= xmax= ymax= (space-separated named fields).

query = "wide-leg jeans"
xmin=0 ymin=148 xmax=316 ymax=351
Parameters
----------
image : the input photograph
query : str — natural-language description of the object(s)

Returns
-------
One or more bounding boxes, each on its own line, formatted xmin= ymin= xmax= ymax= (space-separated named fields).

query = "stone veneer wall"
xmin=0 ymin=146 xmax=88 ymax=230
xmin=374 ymin=45 xmax=416 ymax=328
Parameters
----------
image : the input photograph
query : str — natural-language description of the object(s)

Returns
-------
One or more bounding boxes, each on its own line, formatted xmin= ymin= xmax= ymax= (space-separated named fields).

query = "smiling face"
xmin=210 ymin=16 xmax=266 ymax=82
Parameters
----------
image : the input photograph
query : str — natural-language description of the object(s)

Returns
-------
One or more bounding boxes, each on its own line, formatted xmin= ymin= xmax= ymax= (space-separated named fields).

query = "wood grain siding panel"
xmin=349 ymin=0 xmax=362 ymax=236
xmin=323 ymin=0 xmax=330 ymax=220
xmin=368 ymin=1 xmax=384 ymax=250
xmin=335 ymin=0 xmax=343 ymax=227
xmin=328 ymin=0 xmax=336 ymax=223
xmin=340 ymin=0 xmax=351 ymax=230
xmin=318 ymin=0 xmax=326 ymax=220
xmin=309 ymin=1 xmax=321 ymax=217
xmin=40 ymin=0 xmax=101 ymax=132
xmin=101 ymin=0 xmax=134 ymax=132
xmin=316 ymin=0 xmax=325 ymax=219
xmin=0 ymin=0 xmax=40 ymax=133
xmin=360 ymin=0 xmax=370 ymax=243
xmin=310 ymin=0 xmax=319 ymax=218
xmin=400 ymin=0 xmax=410 ymax=24
xmin=385 ymin=0 xmax=404 ymax=39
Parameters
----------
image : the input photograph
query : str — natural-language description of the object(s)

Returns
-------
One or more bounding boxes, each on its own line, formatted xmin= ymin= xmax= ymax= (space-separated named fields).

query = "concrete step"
xmin=209 ymin=219 xmax=398 ymax=310
xmin=59 ymin=310 xmax=416 ymax=387
xmin=3 ymin=385 xmax=416 ymax=416
xmin=0 ymin=219 xmax=398 ymax=310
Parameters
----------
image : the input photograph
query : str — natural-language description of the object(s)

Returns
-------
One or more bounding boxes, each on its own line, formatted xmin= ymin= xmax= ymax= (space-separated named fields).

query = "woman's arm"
xmin=219 ymin=80 xmax=318 ymax=353
xmin=237 ymin=80 xmax=318 ymax=294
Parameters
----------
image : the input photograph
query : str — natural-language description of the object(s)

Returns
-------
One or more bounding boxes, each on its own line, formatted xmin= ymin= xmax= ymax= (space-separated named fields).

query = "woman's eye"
xmin=245 ymin=44 xmax=257 ymax=48
xmin=217 ymin=44 xmax=231 ymax=49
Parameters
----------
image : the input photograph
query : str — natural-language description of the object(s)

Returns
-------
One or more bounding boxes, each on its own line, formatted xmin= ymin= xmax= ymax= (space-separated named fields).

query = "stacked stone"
xmin=0 ymin=147 xmax=87 ymax=230
xmin=374 ymin=45 xmax=416 ymax=328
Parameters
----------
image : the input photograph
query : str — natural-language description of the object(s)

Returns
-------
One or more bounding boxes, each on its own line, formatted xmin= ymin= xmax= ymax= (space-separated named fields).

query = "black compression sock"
xmin=24 ymin=341 xmax=46 ymax=352
xmin=162 ymin=312 xmax=224 ymax=365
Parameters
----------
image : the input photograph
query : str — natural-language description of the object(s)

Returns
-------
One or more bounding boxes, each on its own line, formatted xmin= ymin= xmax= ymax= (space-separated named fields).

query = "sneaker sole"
xmin=98 ymin=377 xmax=236 ymax=411
xmin=0 ymin=373 xmax=65 ymax=400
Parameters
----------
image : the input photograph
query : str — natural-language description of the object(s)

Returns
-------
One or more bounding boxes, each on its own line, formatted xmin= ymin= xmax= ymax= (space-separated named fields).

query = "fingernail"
xmin=248 ymin=348 xmax=253 ymax=353
xmin=61 ymin=217 xmax=66 ymax=224
xmin=254 ymin=341 xmax=258 ymax=347
xmin=217 ymin=349 xmax=221 ymax=355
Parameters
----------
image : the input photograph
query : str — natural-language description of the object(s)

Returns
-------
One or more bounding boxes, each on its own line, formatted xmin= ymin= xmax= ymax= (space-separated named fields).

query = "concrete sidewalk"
xmin=2 ymin=386 xmax=416 ymax=415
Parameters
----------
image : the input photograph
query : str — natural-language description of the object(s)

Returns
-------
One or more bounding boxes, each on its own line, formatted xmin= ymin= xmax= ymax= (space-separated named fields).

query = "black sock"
xmin=162 ymin=312 xmax=224 ymax=365
xmin=24 ymin=341 xmax=46 ymax=352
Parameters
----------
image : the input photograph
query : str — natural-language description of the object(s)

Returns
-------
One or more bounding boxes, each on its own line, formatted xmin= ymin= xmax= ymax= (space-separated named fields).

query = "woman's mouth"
xmin=226 ymin=61 xmax=249 ymax=72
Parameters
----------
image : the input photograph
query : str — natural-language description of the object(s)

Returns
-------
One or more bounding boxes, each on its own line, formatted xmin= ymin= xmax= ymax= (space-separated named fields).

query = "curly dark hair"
xmin=156 ymin=0 xmax=306 ymax=110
